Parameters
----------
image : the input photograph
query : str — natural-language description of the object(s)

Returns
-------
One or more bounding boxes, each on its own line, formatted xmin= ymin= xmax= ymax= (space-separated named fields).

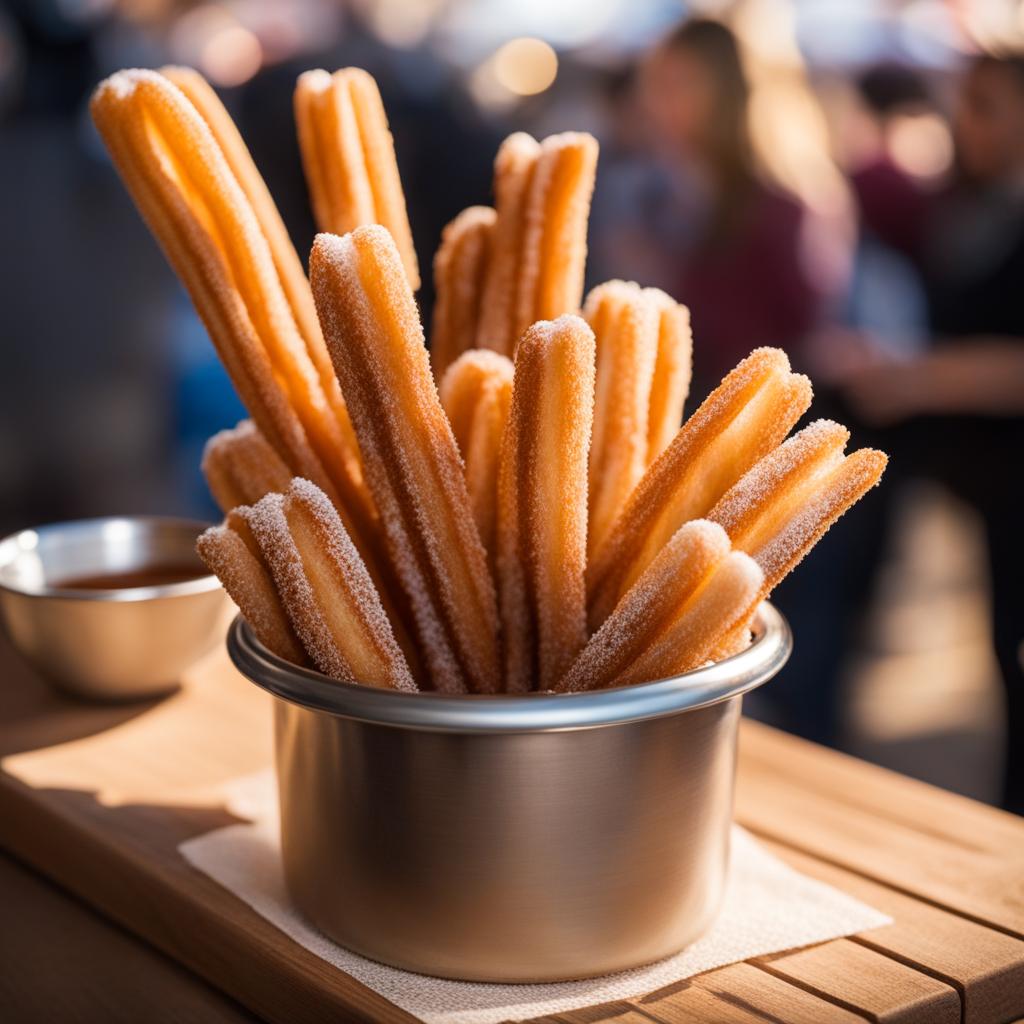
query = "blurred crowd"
xmin=2 ymin=0 xmax=1023 ymax=812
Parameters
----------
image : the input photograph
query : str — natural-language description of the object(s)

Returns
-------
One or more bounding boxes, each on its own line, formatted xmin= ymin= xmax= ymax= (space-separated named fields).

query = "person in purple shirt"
xmin=635 ymin=18 xmax=821 ymax=393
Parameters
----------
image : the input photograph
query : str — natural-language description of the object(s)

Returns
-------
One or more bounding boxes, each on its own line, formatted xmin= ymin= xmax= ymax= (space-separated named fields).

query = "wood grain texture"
xmin=762 ymin=838 xmax=1024 ymax=1024
xmin=0 ymin=851 xmax=258 ymax=1024
xmin=634 ymin=962 xmax=868 ymax=1022
xmin=755 ymin=939 xmax=960 ymax=1024
xmin=1 ymin=628 xmax=1023 ymax=1024
xmin=736 ymin=722 xmax=1024 ymax=939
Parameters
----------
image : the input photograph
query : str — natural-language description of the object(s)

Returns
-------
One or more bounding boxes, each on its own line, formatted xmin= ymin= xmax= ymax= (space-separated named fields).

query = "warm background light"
xmin=492 ymin=37 xmax=558 ymax=96
xmin=888 ymin=111 xmax=954 ymax=178
xmin=170 ymin=5 xmax=262 ymax=87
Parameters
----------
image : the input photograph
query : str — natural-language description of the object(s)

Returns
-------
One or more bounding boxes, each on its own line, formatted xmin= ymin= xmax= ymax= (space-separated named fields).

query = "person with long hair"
xmin=632 ymin=18 xmax=833 ymax=392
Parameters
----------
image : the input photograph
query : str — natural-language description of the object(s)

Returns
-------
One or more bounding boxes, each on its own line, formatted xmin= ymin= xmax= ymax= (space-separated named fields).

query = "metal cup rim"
xmin=228 ymin=602 xmax=791 ymax=734
xmin=0 ymin=516 xmax=222 ymax=603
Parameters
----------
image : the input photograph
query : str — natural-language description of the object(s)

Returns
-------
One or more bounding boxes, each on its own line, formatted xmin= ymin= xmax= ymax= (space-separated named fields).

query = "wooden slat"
xmin=634 ymin=962 xmax=868 ymax=1022
xmin=736 ymin=721 xmax=1024 ymax=938
xmin=762 ymin=838 xmax=1024 ymax=1024
xmin=527 ymin=1007 xmax=653 ymax=1023
xmin=754 ymin=939 xmax=959 ymax=1024
xmin=0 ymin=851 xmax=258 ymax=1024
xmin=0 ymin=643 xmax=418 ymax=1024
xmin=2 ymin=624 xmax=1024 ymax=1024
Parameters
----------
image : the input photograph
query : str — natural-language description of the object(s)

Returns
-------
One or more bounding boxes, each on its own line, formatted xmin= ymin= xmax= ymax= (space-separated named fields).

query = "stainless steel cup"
xmin=228 ymin=604 xmax=791 ymax=982
xmin=0 ymin=517 xmax=229 ymax=701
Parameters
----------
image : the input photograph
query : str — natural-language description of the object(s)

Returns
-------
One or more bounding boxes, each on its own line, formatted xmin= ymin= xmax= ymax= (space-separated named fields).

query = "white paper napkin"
xmin=181 ymin=771 xmax=890 ymax=1024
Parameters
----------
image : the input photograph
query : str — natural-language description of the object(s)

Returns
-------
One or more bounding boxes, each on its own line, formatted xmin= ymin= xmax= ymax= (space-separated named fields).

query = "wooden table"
xmin=1 ymin=627 xmax=1023 ymax=1024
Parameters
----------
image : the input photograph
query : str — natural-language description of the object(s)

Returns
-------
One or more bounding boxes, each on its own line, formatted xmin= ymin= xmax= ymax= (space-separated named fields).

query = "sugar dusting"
xmin=754 ymin=448 xmax=887 ymax=593
xmin=708 ymin=419 xmax=848 ymax=538
xmin=617 ymin=551 xmax=763 ymax=686
xmin=311 ymin=226 xmax=500 ymax=693
xmin=558 ymin=520 xmax=729 ymax=692
xmin=196 ymin=520 xmax=304 ymax=665
xmin=242 ymin=491 xmax=356 ymax=682
xmin=587 ymin=347 xmax=797 ymax=625
xmin=584 ymin=280 xmax=659 ymax=554
xmin=288 ymin=478 xmax=416 ymax=691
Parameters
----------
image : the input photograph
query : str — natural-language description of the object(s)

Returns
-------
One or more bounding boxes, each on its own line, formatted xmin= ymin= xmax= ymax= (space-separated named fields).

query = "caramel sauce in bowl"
xmin=0 ymin=517 xmax=230 ymax=701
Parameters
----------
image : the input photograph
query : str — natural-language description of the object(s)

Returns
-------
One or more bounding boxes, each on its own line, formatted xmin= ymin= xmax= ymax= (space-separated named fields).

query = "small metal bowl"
xmin=229 ymin=603 xmax=792 ymax=983
xmin=0 ymin=516 xmax=230 ymax=701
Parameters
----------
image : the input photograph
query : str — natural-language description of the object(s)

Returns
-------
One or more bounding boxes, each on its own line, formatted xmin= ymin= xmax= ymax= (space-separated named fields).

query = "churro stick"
xmin=475 ymin=133 xmax=539 ymax=355
xmin=244 ymin=480 xmax=415 ymax=690
xmin=311 ymin=226 xmax=500 ymax=694
xmin=613 ymin=552 xmax=763 ymax=687
xmin=202 ymin=420 xmax=292 ymax=512
xmin=90 ymin=71 xmax=376 ymax=561
xmin=707 ymin=420 xmax=887 ymax=659
xmin=645 ymin=289 xmax=692 ymax=465
xmin=161 ymin=67 xmax=332 ymax=391
xmin=295 ymin=68 xmax=419 ymax=288
xmin=556 ymin=520 xmax=730 ymax=693
xmin=197 ymin=517 xmax=305 ymax=665
xmin=464 ymin=379 xmax=512 ymax=569
xmin=584 ymin=281 xmax=659 ymax=555
xmin=476 ymin=132 xmax=598 ymax=355
xmin=165 ymin=65 xmax=368 ymax=515
xmin=497 ymin=316 xmax=595 ymax=692
xmin=431 ymin=206 xmax=496 ymax=380
xmin=710 ymin=419 xmax=888 ymax=594
xmin=587 ymin=347 xmax=812 ymax=627
xmin=439 ymin=349 xmax=513 ymax=455
xmin=515 ymin=133 xmax=599 ymax=345
xmin=439 ymin=350 xmax=514 ymax=560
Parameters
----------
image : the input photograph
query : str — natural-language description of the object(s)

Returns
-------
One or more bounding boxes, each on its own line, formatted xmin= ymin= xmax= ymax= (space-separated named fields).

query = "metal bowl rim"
xmin=0 ymin=516 xmax=221 ymax=602
xmin=227 ymin=602 xmax=791 ymax=733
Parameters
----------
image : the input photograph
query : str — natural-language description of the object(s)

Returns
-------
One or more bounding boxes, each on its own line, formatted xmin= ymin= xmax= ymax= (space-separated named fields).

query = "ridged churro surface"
xmin=295 ymin=68 xmax=419 ymax=288
xmin=202 ymin=420 xmax=292 ymax=513
xmin=244 ymin=480 xmax=414 ymax=690
xmin=431 ymin=206 xmax=496 ymax=380
xmin=497 ymin=315 xmax=595 ymax=692
xmin=311 ymin=226 xmax=500 ymax=694
xmin=587 ymin=347 xmax=811 ymax=626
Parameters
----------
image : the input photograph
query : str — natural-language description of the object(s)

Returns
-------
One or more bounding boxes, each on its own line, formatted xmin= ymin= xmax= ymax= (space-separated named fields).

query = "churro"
xmin=645 ymin=288 xmax=693 ymax=465
xmin=431 ymin=206 xmax=496 ymax=381
xmin=197 ymin=515 xmax=304 ymax=665
xmin=160 ymin=65 xmax=334 ymax=391
xmin=497 ymin=315 xmax=595 ymax=692
xmin=556 ymin=520 xmax=730 ymax=693
xmin=295 ymin=68 xmax=419 ymax=288
xmin=244 ymin=479 xmax=415 ymax=690
xmin=614 ymin=551 xmax=762 ymax=687
xmin=587 ymin=347 xmax=811 ymax=627
xmin=584 ymin=281 xmax=659 ymax=555
xmin=90 ymin=69 xmax=375 ymax=561
xmin=311 ymin=226 xmax=500 ymax=694
xmin=709 ymin=419 xmax=888 ymax=595
xmin=202 ymin=419 xmax=292 ymax=513
xmin=439 ymin=350 xmax=513 ymax=560
xmin=476 ymin=132 xmax=598 ymax=355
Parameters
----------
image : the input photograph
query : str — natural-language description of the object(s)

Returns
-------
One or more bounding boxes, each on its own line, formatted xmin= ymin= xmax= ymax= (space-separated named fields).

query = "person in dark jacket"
xmin=843 ymin=54 xmax=1024 ymax=814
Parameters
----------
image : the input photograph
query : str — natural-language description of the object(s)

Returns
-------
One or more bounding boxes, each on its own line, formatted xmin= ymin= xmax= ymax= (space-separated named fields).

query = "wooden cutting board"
xmin=1 ymin=625 xmax=1023 ymax=1024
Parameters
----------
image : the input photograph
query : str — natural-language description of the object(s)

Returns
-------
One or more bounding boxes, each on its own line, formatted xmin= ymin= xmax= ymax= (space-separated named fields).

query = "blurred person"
xmin=765 ymin=65 xmax=939 ymax=754
xmin=595 ymin=17 xmax=857 ymax=747
xmin=847 ymin=64 xmax=934 ymax=262
xmin=633 ymin=18 xmax=826 ymax=395
xmin=838 ymin=53 xmax=1024 ymax=814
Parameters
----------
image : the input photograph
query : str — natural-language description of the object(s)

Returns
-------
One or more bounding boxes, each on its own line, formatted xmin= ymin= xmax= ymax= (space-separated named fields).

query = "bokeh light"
xmin=888 ymin=111 xmax=954 ymax=178
xmin=169 ymin=5 xmax=262 ymax=87
xmin=492 ymin=37 xmax=558 ymax=96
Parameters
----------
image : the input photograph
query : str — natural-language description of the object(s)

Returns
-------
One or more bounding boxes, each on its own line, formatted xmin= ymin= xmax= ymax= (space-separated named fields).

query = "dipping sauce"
xmin=54 ymin=565 xmax=207 ymax=590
